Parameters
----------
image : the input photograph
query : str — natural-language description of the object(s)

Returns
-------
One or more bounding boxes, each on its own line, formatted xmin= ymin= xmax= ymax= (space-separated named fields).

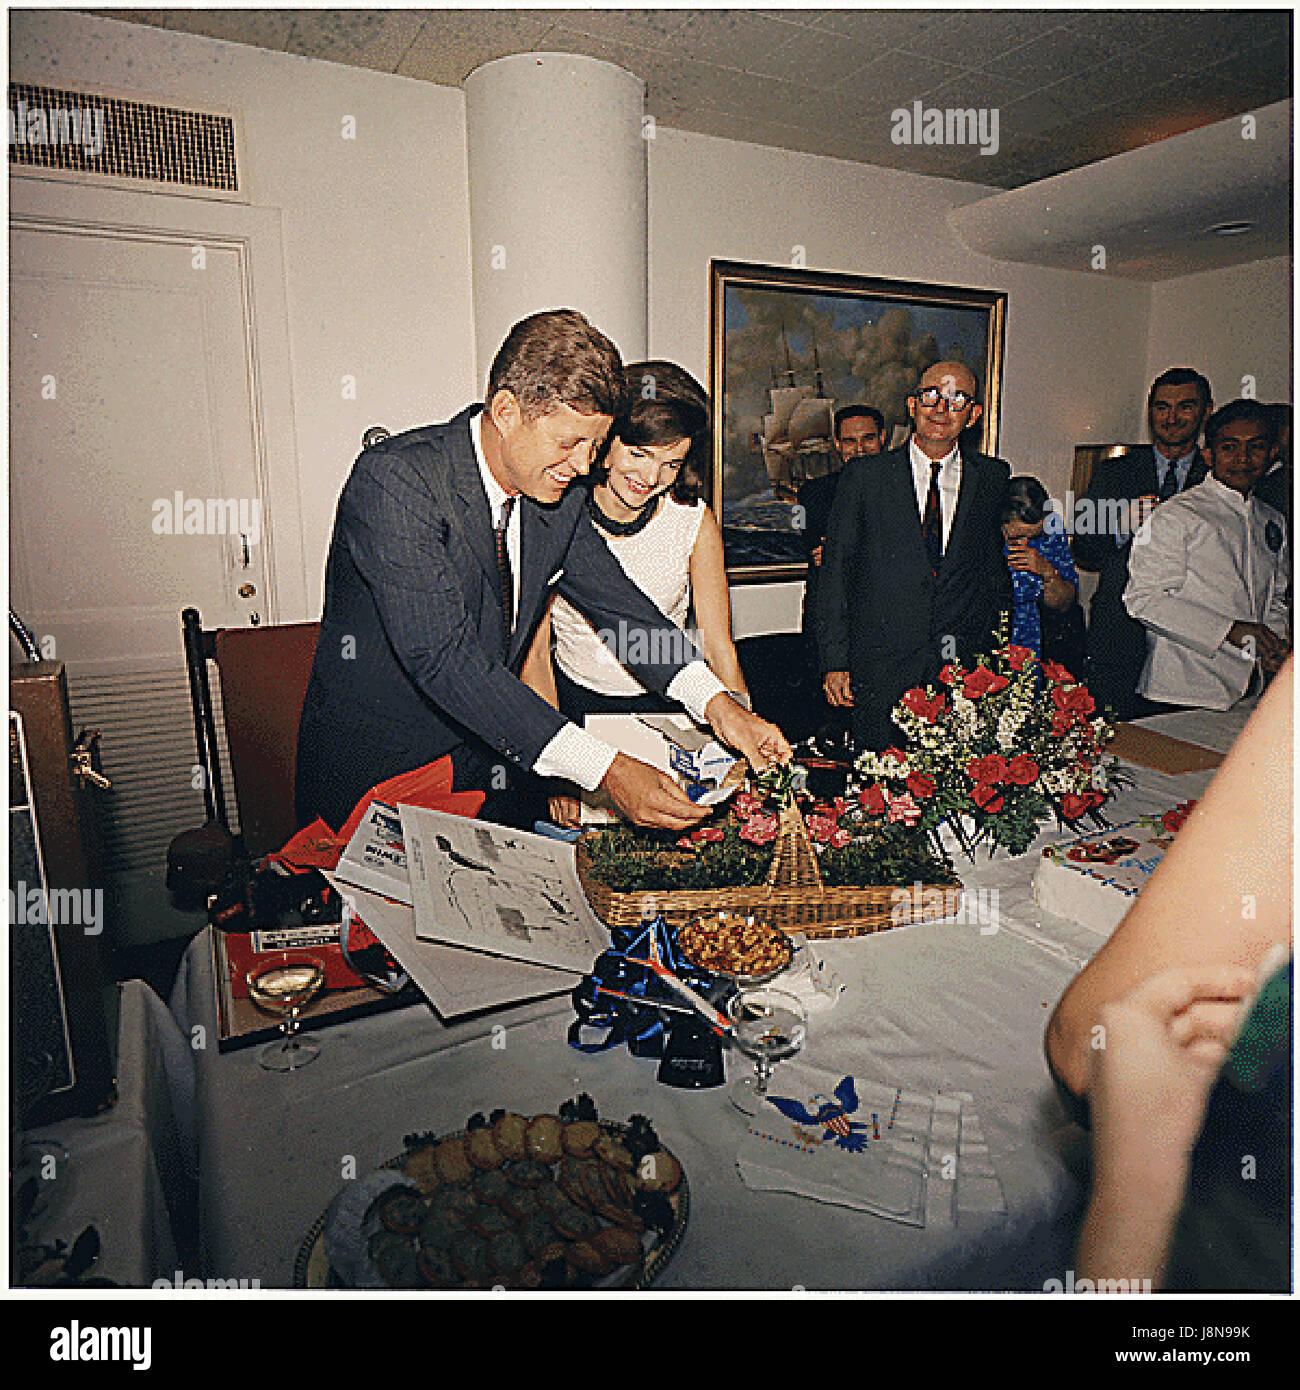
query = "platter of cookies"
xmin=295 ymin=1096 xmax=688 ymax=1290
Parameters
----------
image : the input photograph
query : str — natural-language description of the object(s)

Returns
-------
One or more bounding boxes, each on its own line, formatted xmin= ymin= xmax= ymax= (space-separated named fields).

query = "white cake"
xmin=1031 ymin=804 xmax=1196 ymax=936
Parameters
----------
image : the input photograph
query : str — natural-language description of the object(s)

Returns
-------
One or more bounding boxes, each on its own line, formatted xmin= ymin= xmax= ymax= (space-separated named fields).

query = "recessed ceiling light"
xmin=1208 ymin=220 xmax=1255 ymax=236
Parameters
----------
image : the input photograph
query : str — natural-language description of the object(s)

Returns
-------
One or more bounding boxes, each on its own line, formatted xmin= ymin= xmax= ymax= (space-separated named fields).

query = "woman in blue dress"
xmin=1002 ymin=476 xmax=1085 ymax=671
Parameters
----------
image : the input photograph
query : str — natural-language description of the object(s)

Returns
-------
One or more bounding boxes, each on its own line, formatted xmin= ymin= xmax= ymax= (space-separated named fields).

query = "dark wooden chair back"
xmin=210 ymin=620 xmax=320 ymax=859
xmin=178 ymin=607 xmax=320 ymax=861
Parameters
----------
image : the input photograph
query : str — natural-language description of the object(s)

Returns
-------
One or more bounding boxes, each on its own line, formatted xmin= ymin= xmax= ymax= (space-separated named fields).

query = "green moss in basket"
xmin=584 ymin=820 xmax=774 ymax=892
xmin=815 ymin=822 xmax=962 ymax=889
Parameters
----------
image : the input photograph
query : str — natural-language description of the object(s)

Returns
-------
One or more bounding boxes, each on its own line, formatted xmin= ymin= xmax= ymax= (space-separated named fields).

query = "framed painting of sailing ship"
xmin=709 ymin=259 xmax=1007 ymax=581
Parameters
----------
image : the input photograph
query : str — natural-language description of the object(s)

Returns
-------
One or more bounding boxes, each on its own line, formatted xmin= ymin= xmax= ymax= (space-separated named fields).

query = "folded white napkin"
xmin=735 ymin=1062 xmax=1005 ymax=1229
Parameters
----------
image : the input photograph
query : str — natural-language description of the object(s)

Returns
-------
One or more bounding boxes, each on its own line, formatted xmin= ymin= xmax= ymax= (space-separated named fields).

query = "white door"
xmin=8 ymin=178 xmax=305 ymax=937
xmin=9 ymin=221 xmax=268 ymax=656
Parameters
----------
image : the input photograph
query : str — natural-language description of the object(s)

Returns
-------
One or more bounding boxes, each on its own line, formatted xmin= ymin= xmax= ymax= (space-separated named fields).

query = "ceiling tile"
xmin=994 ymin=81 xmax=1086 ymax=136
xmin=644 ymin=56 xmax=751 ymax=110
xmin=747 ymin=22 xmax=892 ymax=87
xmin=1134 ymin=7 xmax=1286 ymax=60
xmin=1055 ymin=8 xmax=1216 ymax=51
xmin=891 ymin=10 xmax=1072 ymax=66
xmin=1030 ymin=47 xmax=1189 ymax=117
xmin=803 ymin=10 xmax=947 ymax=50
xmin=670 ymin=9 xmax=814 ymax=71
xmin=862 ymin=53 xmax=980 ymax=111
xmin=975 ymin=25 xmax=1119 ymax=84
xmin=1196 ymin=39 xmax=1294 ymax=99
xmin=921 ymin=68 xmax=1074 ymax=111
xmin=785 ymin=79 xmax=898 ymax=131
xmin=96 ymin=8 xmax=298 ymax=49
xmin=551 ymin=9 xmax=692 ymax=51
xmin=396 ymin=10 xmax=557 ymax=85
xmin=280 ymin=9 xmax=425 ymax=73
xmin=692 ymin=71 xmax=821 ymax=126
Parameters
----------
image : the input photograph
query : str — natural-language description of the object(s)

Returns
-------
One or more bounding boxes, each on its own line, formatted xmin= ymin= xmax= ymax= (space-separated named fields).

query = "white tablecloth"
xmin=17 ymin=979 xmax=197 ymax=1287
xmin=1138 ymin=700 xmax=1257 ymax=755
xmin=165 ymin=739 xmax=1222 ymax=1292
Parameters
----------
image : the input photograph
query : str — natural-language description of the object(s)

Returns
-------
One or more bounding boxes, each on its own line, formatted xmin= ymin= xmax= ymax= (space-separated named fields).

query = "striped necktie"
xmin=494 ymin=495 xmax=515 ymax=641
xmin=1157 ymin=460 xmax=1181 ymax=501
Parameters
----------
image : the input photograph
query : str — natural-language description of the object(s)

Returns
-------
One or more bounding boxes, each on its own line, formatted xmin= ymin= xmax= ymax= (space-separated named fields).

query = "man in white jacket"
xmin=1124 ymin=398 xmax=1290 ymax=711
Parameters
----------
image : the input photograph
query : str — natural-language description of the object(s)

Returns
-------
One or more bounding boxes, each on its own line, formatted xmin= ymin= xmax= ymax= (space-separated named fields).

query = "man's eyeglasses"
xmin=913 ymin=387 xmax=975 ymax=412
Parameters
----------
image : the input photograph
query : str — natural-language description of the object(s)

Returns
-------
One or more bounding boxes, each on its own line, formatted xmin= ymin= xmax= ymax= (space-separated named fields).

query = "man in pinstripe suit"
xmin=296 ymin=310 xmax=790 ymax=833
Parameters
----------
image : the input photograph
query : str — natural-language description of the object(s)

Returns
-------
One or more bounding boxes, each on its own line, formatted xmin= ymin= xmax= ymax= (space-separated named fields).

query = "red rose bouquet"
xmin=853 ymin=627 xmax=1126 ymax=858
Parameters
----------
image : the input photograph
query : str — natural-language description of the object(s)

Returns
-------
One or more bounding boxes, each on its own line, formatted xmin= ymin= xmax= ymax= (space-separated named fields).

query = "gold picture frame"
xmin=709 ymin=259 xmax=1007 ymax=581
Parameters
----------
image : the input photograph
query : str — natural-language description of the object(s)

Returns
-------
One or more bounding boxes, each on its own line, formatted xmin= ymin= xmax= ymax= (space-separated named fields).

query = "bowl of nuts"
xmin=674 ymin=911 xmax=794 ymax=985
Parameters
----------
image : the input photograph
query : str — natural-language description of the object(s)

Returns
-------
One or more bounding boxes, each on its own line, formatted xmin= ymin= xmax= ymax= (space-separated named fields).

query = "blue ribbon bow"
xmin=568 ymin=916 xmax=717 ymax=1057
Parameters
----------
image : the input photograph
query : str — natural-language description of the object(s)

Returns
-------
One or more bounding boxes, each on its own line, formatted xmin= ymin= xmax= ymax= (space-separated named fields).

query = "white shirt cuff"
xmin=532 ymin=722 xmax=618 ymax=793
xmin=666 ymin=661 xmax=728 ymax=723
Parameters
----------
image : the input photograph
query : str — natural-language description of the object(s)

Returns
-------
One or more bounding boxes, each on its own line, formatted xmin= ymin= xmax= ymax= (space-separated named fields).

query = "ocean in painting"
xmin=722 ymin=488 xmax=809 ymax=568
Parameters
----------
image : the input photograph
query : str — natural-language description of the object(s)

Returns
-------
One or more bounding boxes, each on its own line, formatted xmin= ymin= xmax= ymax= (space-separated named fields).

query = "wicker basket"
xmin=576 ymin=800 xmax=963 ymax=941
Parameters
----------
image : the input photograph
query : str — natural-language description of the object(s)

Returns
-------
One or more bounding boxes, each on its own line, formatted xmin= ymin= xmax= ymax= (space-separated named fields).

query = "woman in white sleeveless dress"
xmin=521 ymin=361 xmax=749 ymax=825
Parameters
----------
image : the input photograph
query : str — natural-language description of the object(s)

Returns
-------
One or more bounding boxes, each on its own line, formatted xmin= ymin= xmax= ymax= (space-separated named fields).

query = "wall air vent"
xmin=8 ymin=81 xmax=238 ymax=192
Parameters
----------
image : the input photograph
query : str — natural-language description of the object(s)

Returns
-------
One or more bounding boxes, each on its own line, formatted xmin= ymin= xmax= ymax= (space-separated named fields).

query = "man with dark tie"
xmin=1073 ymin=368 xmax=1212 ymax=719
xmin=816 ymin=361 xmax=1011 ymax=752
xmin=295 ymin=309 xmax=791 ymax=834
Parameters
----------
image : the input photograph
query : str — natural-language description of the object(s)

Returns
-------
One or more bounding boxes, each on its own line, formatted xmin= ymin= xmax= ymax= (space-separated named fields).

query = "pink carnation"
xmin=739 ymin=812 xmax=779 ymax=846
xmin=807 ymin=814 xmax=837 ymax=844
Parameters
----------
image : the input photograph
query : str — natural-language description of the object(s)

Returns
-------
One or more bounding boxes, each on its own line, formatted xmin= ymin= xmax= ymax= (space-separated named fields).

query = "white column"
xmin=464 ymin=52 xmax=648 ymax=386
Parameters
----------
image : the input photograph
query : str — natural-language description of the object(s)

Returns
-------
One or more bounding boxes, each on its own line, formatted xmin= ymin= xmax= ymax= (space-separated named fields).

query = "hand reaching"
xmin=546 ymin=793 xmax=584 ymax=829
xmin=703 ymin=693 xmax=792 ymax=774
xmin=599 ymin=753 xmax=708 ymax=831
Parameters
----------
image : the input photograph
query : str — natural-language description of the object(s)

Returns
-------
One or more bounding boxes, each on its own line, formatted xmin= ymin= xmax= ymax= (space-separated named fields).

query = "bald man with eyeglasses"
xmin=816 ymin=361 xmax=1012 ymax=751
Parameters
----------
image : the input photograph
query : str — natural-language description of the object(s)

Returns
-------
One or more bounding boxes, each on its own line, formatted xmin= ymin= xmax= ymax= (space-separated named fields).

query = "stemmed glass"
xmin=246 ymin=951 xmax=326 ymax=1071
xmin=725 ymin=986 xmax=808 ymax=1114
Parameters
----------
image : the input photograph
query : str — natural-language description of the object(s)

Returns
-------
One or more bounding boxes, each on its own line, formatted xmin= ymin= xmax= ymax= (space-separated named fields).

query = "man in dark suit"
xmin=816 ymin=361 xmax=1012 ymax=752
xmin=296 ymin=309 xmax=790 ymax=834
xmin=797 ymin=405 xmax=886 ymax=750
xmin=798 ymin=405 xmax=887 ymax=639
xmin=1073 ymin=367 xmax=1211 ymax=720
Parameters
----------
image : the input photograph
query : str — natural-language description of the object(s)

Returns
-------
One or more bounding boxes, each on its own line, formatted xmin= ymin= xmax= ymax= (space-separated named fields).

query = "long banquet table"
xmin=165 ymin=708 xmax=1247 ymax=1291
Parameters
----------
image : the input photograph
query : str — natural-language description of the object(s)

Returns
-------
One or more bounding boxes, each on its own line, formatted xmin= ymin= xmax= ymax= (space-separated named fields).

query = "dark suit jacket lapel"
xmin=1132 ymin=445 xmax=1156 ymax=496
xmin=510 ymin=502 xmax=560 ymax=665
xmin=447 ymin=405 xmax=506 ymax=602
xmin=884 ymin=447 xmax=928 ymax=567
xmin=941 ymin=447 xmax=985 ymax=570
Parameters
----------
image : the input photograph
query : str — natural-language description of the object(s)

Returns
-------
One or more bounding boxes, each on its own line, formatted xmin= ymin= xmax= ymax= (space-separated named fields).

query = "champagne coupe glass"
xmin=246 ymin=951 xmax=326 ymax=1071
xmin=725 ymin=986 xmax=808 ymax=1114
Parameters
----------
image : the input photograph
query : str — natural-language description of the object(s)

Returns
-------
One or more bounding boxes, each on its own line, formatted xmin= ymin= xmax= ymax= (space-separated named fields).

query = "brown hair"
xmin=607 ymin=360 xmax=711 ymax=504
xmin=486 ymin=309 xmax=629 ymax=422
